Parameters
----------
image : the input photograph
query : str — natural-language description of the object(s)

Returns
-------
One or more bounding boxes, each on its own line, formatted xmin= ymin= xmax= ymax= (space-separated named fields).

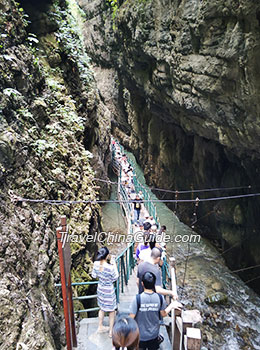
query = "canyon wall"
xmin=79 ymin=0 xmax=260 ymax=291
xmin=0 ymin=0 xmax=111 ymax=348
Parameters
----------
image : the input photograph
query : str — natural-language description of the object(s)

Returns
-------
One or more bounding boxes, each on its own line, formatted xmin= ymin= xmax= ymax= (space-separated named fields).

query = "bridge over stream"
xmin=56 ymin=139 xmax=202 ymax=350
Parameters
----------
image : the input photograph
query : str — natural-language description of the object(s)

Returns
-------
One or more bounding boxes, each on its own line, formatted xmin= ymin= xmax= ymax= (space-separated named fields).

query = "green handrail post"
xmin=126 ymin=250 xmax=129 ymax=281
xmin=121 ymin=257 xmax=124 ymax=293
xmin=116 ymin=259 xmax=120 ymax=303
xmin=122 ymin=257 xmax=127 ymax=286
xmin=161 ymin=257 xmax=171 ymax=289
xmin=162 ymin=263 xmax=166 ymax=289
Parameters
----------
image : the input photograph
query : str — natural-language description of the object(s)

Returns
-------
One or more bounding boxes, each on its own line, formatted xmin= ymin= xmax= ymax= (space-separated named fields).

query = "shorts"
xmin=139 ymin=337 xmax=159 ymax=350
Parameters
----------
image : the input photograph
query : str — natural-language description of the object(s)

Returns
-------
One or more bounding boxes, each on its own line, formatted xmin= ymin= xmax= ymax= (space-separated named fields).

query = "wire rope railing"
xmin=111 ymin=140 xmax=170 ymax=288
xmin=55 ymin=139 xmax=171 ymax=315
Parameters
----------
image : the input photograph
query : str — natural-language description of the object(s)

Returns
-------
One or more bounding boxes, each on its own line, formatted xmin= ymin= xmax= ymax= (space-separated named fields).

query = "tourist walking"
xmin=135 ymin=232 xmax=150 ymax=262
xmin=130 ymin=272 xmax=178 ymax=350
xmin=132 ymin=194 xmax=143 ymax=224
xmin=137 ymin=247 xmax=177 ymax=298
xmin=92 ymin=247 xmax=119 ymax=337
xmin=138 ymin=235 xmax=156 ymax=262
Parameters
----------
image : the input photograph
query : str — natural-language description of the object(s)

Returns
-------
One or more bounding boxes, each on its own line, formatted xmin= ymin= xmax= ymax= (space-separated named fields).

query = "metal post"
xmin=68 ymin=274 xmax=77 ymax=347
xmin=121 ymin=258 xmax=124 ymax=293
xmin=126 ymin=250 xmax=129 ymax=281
xmin=170 ymin=256 xmax=182 ymax=350
xmin=169 ymin=257 xmax=176 ymax=269
xmin=116 ymin=259 xmax=120 ymax=303
xmin=57 ymin=226 xmax=72 ymax=350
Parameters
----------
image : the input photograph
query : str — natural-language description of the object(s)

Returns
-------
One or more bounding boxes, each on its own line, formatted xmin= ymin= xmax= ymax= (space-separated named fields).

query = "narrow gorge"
xmin=0 ymin=0 xmax=260 ymax=349
xmin=79 ymin=0 xmax=260 ymax=293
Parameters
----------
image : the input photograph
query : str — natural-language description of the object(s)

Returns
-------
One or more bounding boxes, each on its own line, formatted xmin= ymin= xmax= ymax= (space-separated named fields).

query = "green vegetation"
xmin=107 ymin=0 xmax=119 ymax=26
xmin=0 ymin=0 xmax=101 ymax=317
xmin=51 ymin=0 xmax=94 ymax=87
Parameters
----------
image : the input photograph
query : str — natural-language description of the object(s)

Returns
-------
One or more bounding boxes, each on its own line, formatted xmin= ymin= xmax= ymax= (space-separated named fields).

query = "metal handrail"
xmin=112 ymin=142 xmax=169 ymax=288
xmin=55 ymin=141 xmax=168 ymax=315
xmin=115 ymin=241 xmax=135 ymax=302
xmin=59 ymin=241 xmax=136 ymax=314
xmin=55 ymin=281 xmax=98 ymax=287
xmin=111 ymin=145 xmax=158 ymax=224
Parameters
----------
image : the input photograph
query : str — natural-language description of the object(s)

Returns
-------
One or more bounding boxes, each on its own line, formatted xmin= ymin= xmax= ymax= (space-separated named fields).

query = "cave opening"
xmin=257 ymin=11 xmax=260 ymax=27
xmin=20 ymin=0 xmax=53 ymax=13
xmin=19 ymin=0 xmax=59 ymax=34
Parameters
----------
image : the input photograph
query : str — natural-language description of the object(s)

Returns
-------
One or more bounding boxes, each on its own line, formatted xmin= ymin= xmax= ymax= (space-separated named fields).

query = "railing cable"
xmin=10 ymin=192 xmax=260 ymax=205
xmin=92 ymin=177 xmax=254 ymax=195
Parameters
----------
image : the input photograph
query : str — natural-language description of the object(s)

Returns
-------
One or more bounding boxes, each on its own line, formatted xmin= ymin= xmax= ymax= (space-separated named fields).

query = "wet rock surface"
xmin=0 ymin=0 xmax=111 ymax=348
xmin=205 ymin=292 xmax=228 ymax=305
xmin=78 ymin=0 xmax=260 ymax=294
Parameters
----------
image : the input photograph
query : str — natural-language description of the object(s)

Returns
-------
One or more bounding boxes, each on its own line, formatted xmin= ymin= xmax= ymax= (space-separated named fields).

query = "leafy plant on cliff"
xmin=107 ymin=0 xmax=118 ymax=19
xmin=50 ymin=1 xmax=94 ymax=88
xmin=32 ymin=139 xmax=57 ymax=157
xmin=107 ymin=0 xmax=119 ymax=30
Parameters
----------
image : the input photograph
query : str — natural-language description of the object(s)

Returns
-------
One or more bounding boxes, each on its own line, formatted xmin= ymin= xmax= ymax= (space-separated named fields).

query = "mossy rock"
xmin=205 ymin=292 xmax=228 ymax=305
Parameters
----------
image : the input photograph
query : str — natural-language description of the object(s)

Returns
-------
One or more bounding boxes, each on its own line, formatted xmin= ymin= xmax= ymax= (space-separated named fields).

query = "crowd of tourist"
xmin=91 ymin=138 xmax=181 ymax=350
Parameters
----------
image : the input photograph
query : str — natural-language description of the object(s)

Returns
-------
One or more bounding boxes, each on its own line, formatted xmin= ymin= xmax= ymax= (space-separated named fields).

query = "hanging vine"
xmin=107 ymin=0 xmax=119 ymax=30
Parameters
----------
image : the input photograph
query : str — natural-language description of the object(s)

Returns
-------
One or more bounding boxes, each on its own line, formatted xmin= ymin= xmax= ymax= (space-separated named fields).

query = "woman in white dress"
xmin=92 ymin=247 xmax=119 ymax=337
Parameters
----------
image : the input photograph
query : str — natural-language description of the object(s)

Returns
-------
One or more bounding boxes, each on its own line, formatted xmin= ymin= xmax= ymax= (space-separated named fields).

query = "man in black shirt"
xmin=133 ymin=194 xmax=143 ymax=224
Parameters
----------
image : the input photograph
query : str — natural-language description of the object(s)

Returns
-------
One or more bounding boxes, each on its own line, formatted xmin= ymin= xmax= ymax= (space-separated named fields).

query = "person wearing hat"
xmin=150 ymin=224 xmax=158 ymax=234
xmin=149 ymin=216 xmax=156 ymax=226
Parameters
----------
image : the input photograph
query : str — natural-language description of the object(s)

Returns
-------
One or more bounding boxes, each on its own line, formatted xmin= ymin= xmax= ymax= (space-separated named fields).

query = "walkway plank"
xmin=77 ymin=317 xmax=110 ymax=350
xmin=77 ymin=270 xmax=171 ymax=350
xmin=117 ymin=268 xmax=138 ymax=313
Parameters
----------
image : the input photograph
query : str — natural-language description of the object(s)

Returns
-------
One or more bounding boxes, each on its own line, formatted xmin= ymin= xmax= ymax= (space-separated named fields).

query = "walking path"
xmin=77 ymin=216 xmax=172 ymax=349
xmin=77 ymin=271 xmax=138 ymax=350
xmin=76 ymin=138 xmax=201 ymax=350
xmin=77 ymin=268 xmax=171 ymax=350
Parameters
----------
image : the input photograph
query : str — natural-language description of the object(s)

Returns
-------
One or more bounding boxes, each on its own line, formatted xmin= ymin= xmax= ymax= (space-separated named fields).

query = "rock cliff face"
xmin=79 ymin=0 xmax=260 ymax=291
xmin=0 ymin=0 xmax=111 ymax=348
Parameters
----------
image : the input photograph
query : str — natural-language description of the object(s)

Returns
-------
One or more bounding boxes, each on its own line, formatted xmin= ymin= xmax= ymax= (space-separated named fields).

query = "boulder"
xmin=205 ymin=292 xmax=228 ymax=305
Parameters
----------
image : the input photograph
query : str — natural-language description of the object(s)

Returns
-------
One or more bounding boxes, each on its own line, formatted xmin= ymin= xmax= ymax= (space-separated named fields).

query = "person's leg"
xmin=137 ymin=209 xmax=140 ymax=221
xmin=134 ymin=209 xmax=138 ymax=224
xmin=146 ymin=338 xmax=159 ymax=350
xmin=139 ymin=340 xmax=147 ymax=350
xmin=109 ymin=311 xmax=115 ymax=337
xmin=97 ymin=310 xmax=108 ymax=332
